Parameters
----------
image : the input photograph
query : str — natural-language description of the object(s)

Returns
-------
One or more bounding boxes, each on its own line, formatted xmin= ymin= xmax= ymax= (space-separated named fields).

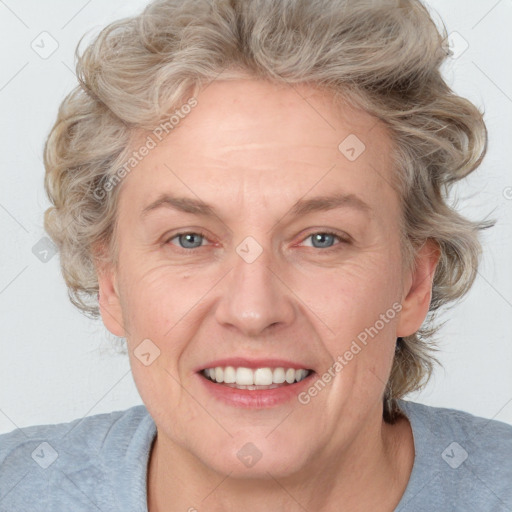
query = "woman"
xmin=1 ymin=0 xmax=511 ymax=510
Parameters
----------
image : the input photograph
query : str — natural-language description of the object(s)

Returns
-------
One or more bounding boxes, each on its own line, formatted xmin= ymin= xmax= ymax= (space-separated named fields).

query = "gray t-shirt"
xmin=0 ymin=399 xmax=511 ymax=511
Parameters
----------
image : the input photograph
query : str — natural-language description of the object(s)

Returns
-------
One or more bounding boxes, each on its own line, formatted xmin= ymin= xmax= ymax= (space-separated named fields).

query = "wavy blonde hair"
xmin=44 ymin=0 xmax=492 ymax=422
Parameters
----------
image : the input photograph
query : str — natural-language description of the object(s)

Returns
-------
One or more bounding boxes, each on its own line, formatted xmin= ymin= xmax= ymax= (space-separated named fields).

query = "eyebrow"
xmin=140 ymin=192 xmax=372 ymax=220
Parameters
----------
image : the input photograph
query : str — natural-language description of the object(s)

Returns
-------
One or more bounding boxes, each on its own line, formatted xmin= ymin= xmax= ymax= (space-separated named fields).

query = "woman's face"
xmin=98 ymin=79 xmax=435 ymax=477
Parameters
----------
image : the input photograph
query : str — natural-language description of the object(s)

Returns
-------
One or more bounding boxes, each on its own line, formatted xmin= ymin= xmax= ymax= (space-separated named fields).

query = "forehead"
xmin=162 ymin=79 xmax=387 ymax=156
xmin=118 ymin=79 xmax=397 ymax=218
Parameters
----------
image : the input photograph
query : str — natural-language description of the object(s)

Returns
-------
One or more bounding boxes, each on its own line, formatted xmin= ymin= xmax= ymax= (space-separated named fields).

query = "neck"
xmin=147 ymin=413 xmax=414 ymax=512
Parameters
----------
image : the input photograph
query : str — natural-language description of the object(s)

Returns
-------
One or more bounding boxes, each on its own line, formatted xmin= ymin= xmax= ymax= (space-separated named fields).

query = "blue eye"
xmin=169 ymin=232 xmax=207 ymax=249
xmin=308 ymin=232 xmax=339 ymax=249
xmin=302 ymin=232 xmax=347 ymax=250
xmin=165 ymin=230 xmax=349 ymax=254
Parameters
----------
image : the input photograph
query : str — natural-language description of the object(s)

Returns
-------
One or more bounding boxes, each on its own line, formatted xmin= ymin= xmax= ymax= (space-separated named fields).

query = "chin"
xmin=196 ymin=436 xmax=310 ymax=479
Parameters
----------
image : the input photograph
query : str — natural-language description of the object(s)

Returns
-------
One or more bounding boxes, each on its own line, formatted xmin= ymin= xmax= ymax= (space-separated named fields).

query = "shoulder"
xmin=0 ymin=405 xmax=154 ymax=512
xmin=400 ymin=397 xmax=512 ymax=433
xmin=399 ymin=399 xmax=512 ymax=458
xmin=396 ymin=399 xmax=512 ymax=511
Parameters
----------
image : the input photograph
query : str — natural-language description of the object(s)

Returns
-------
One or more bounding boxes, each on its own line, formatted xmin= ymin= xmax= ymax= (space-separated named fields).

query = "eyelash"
xmin=164 ymin=230 xmax=350 ymax=254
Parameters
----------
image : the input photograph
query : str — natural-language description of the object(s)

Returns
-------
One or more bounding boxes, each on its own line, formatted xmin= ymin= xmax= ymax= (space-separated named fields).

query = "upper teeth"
xmin=202 ymin=367 xmax=310 ymax=385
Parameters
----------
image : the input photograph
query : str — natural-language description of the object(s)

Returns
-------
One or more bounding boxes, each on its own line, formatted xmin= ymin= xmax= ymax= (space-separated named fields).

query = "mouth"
xmin=200 ymin=366 xmax=313 ymax=390
xmin=197 ymin=364 xmax=315 ymax=408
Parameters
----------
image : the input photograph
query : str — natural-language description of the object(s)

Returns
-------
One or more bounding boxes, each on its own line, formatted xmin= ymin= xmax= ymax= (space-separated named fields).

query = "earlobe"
xmin=96 ymin=257 xmax=126 ymax=338
xmin=396 ymin=240 xmax=440 ymax=338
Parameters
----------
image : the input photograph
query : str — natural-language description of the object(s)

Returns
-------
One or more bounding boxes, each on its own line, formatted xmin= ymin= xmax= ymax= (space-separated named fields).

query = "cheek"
xmin=118 ymin=264 xmax=204 ymax=418
xmin=118 ymin=259 xmax=204 ymax=336
xmin=292 ymin=247 xmax=402 ymax=391
xmin=297 ymin=251 xmax=401 ymax=332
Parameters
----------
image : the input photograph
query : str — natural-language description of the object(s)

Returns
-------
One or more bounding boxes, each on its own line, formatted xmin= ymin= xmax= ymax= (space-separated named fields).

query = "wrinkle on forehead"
xmin=120 ymin=78 xmax=397 ymax=229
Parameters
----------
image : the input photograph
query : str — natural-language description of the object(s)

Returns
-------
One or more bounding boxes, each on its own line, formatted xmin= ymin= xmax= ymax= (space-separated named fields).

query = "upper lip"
xmin=196 ymin=358 xmax=314 ymax=372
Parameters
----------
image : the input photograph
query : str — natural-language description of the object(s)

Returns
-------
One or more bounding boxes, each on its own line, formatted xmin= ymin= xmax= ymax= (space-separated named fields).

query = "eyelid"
xmin=163 ymin=229 xmax=210 ymax=252
xmin=296 ymin=230 xmax=352 ymax=249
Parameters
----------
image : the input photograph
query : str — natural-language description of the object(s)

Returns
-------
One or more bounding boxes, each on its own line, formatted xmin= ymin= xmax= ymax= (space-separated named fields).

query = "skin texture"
xmin=96 ymin=79 xmax=440 ymax=511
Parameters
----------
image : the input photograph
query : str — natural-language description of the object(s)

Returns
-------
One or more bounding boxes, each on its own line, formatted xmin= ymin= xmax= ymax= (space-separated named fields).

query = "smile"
xmin=201 ymin=366 xmax=312 ymax=390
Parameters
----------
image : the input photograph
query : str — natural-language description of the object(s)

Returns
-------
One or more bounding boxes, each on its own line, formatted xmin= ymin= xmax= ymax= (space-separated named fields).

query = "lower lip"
xmin=197 ymin=372 xmax=315 ymax=408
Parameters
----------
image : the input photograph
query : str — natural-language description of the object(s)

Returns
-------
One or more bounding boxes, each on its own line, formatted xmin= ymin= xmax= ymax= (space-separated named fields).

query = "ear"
xmin=397 ymin=239 xmax=440 ymax=338
xmin=94 ymin=244 xmax=126 ymax=338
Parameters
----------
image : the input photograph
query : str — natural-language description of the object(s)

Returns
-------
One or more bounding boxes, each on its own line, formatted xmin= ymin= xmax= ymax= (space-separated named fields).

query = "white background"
xmin=0 ymin=0 xmax=511 ymax=434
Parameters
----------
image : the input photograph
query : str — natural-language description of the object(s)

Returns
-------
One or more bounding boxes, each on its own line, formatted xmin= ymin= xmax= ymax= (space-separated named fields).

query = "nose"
xmin=214 ymin=244 xmax=296 ymax=337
